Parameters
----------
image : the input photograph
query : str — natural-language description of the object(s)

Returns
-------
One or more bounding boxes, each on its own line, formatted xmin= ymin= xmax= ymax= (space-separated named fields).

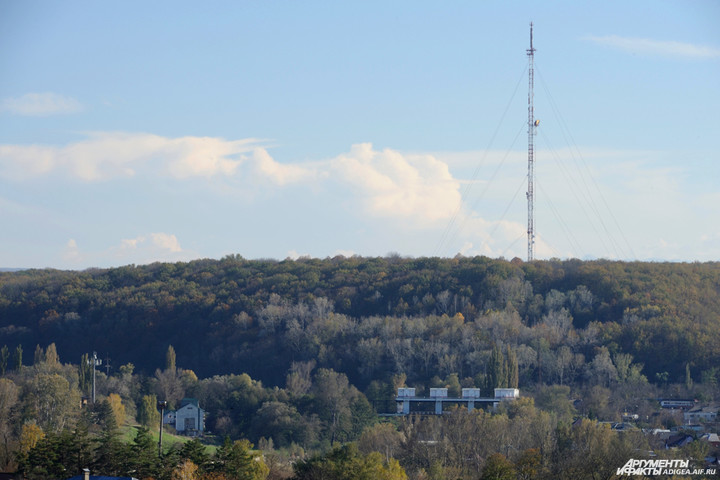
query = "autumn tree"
xmin=107 ymin=393 xmax=126 ymax=427
xmin=173 ymin=459 xmax=199 ymax=480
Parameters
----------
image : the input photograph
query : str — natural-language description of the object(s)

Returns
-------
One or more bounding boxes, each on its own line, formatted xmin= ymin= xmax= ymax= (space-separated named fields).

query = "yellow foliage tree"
xmin=108 ymin=393 xmax=126 ymax=427
xmin=172 ymin=459 xmax=199 ymax=480
xmin=19 ymin=423 xmax=44 ymax=454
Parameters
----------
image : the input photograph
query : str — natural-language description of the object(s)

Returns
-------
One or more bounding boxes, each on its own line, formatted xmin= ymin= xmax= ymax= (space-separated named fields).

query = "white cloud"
xmin=119 ymin=233 xmax=182 ymax=253
xmin=0 ymin=132 xmax=264 ymax=181
xmin=252 ymin=148 xmax=316 ymax=185
xmin=331 ymin=143 xmax=462 ymax=226
xmin=165 ymin=136 xmax=253 ymax=178
xmin=149 ymin=233 xmax=182 ymax=252
xmin=1 ymin=92 xmax=82 ymax=116
xmin=0 ymin=144 xmax=57 ymax=179
xmin=63 ymin=239 xmax=82 ymax=264
xmin=0 ymin=135 xmax=463 ymax=229
xmin=585 ymin=35 xmax=720 ymax=58
xmin=55 ymin=233 xmax=190 ymax=269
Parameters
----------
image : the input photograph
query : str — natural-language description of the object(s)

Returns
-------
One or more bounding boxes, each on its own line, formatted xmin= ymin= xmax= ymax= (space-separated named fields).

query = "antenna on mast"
xmin=526 ymin=22 xmax=537 ymax=261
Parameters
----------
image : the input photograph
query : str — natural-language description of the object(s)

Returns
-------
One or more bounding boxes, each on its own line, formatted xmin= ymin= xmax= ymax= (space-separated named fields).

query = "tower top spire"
xmin=528 ymin=22 xmax=535 ymax=55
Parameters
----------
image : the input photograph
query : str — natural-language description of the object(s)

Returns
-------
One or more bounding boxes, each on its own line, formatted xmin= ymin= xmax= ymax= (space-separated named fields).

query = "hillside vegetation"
xmin=1 ymin=255 xmax=718 ymax=386
xmin=2 ymin=255 xmax=720 ymax=479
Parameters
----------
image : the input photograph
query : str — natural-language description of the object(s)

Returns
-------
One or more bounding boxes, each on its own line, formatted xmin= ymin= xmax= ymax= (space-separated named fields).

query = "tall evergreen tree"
xmin=93 ymin=412 xmax=126 ymax=476
xmin=507 ymin=345 xmax=519 ymax=389
xmin=79 ymin=353 xmax=92 ymax=396
xmin=487 ymin=343 xmax=507 ymax=392
xmin=129 ymin=427 xmax=160 ymax=479
xmin=179 ymin=438 xmax=210 ymax=472
xmin=14 ymin=345 xmax=22 ymax=372
xmin=33 ymin=345 xmax=44 ymax=366
xmin=45 ymin=343 xmax=59 ymax=367
xmin=166 ymin=345 xmax=176 ymax=372
xmin=0 ymin=346 xmax=8 ymax=376
xmin=224 ymin=439 xmax=268 ymax=480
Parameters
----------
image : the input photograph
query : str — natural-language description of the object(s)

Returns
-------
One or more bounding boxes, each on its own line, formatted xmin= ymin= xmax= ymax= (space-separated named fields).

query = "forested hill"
xmin=1 ymin=255 xmax=719 ymax=389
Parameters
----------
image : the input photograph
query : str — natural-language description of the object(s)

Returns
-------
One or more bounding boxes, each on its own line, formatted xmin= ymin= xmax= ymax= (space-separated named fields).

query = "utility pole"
xmin=89 ymin=351 xmax=102 ymax=404
xmin=527 ymin=22 xmax=537 ymax=262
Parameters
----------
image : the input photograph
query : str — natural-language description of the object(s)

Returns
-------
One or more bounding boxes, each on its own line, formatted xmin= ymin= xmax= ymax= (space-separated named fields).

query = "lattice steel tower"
xmin=526 ymin=23 xmax=537 ymax=261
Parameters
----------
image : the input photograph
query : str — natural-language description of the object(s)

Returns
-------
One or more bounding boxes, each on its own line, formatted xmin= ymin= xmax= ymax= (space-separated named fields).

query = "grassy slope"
xmin=121 ymin=424 xmax=218 ymax=454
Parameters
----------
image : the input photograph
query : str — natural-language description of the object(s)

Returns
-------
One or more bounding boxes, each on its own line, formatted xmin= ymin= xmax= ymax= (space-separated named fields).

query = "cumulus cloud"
xmin=120 ymin=233 xmax=182 ymax=253
xmin=585 ymin=35 xmax=720 ymax=58
xmin=253 ymin=148 xmax=317 ymax=185
xmin=0 ymin=132 xmax=264 ymax=181
xmin=0 ymin=135 xmax=460 ymax=228
xmin=1 ymin=92 xmax=83 ymax=116
xmin=149 ymin=233 xmax=182 ymax=252
xmin=331 ymin=143 xmax=462 ymax=225
xmin=62 ymin=239 xmax=82 ymax=264
xmin=56 ymin=232 xmax=191 ymax=269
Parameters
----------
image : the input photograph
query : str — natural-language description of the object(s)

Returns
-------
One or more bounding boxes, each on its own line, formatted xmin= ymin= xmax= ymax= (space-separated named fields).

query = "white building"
xmin=162 ymin=398 xmax=205 ymax=435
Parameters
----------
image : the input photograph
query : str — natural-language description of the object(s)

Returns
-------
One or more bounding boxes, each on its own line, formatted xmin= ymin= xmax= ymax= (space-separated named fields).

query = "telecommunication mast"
xmin=526 ymin=23 xmax=537 ymax=261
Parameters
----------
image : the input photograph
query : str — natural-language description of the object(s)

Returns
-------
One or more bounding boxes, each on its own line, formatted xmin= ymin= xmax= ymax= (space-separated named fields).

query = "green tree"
xmin=486 ymin=343 xmax=507 ymax=392
xmin=0 ymin=346 xmax=8 ymax=376
xmin=30 ymin=374 xmax=80 ymax=432
xmin=179 ymin=437 xmax=210 ymax=472
xmin=294 ymin=443 xmax=406 ymax=480
xmin=481 ymin=453 xmax=516 ymax=480
xmin=358 ymin=422 xmax=404 ymax=464
xmin=129 ymin=426 xmax=160 ymax=479
xmin=224 ymin=439 xmax=269 ymax=480
xmin=312 ymin=368 xmax=354 ymax=444
xmin=93 ymin=414 xmax=126 ymax=476
xmin=14 ymin=345 xmax=22 ymax=372
xmin=506 ymin=345 xmax=519 ymax=389
xmin=166 ymin=344 xmax=177 ymax=372
xmin=79 ymin=353 xmax=92 ymax=396
xmin=0 ymin=378 xmax=19 ymax=469
xmin=137 ymin=394 xmax=160 ymax=429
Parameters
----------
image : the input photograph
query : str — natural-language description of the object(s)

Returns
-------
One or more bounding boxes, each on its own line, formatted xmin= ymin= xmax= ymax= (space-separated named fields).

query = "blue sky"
xmin=1 ymin=1 xmax=719 ymax=269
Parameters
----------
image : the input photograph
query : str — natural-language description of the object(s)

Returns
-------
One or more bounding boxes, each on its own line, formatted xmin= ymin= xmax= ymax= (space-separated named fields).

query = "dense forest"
xmin=1 ymin=255 xmax=719 ymax=479
xmin=1 ymin=255 xmax=719 ymax=385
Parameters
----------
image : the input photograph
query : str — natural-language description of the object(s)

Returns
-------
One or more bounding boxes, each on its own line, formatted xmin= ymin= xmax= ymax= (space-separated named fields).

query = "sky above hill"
xmin=1 ymin=1 xmax=719 ymax=269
